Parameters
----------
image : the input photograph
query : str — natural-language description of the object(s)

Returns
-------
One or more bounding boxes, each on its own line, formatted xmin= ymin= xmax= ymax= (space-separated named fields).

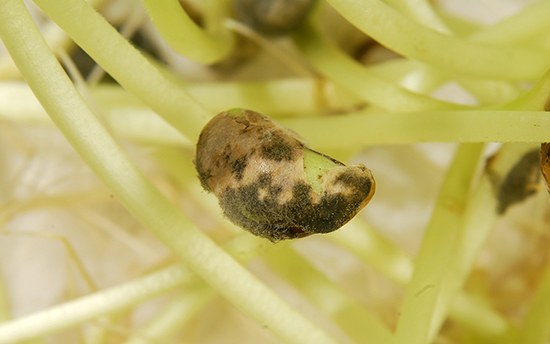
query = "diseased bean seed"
xmin=195 ymin=108 xmax=375 ymax=242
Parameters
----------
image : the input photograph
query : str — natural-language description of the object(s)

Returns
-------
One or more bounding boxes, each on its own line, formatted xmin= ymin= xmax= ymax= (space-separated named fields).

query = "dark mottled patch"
xmin=285 ymin=182 xmax=358 ymax=234
xmin=196 ymin=169 xmax=213 ymax=192
xmin=229 ymin=156 xmax=248 ymax=180
xmin=334 ymin=169 xmax=373 ymax=199
xmin=219 ymin=175 xmax=369 ymax=242
xmin=261 ymin=132 xmax=295 ymax=161
xmin=497 ymin=149 xmax=541 ymax=214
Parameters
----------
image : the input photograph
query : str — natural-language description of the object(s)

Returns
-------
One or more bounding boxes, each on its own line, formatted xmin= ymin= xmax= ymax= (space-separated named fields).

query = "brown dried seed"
xmin=195 ymin=109 xmax=375 ymax=242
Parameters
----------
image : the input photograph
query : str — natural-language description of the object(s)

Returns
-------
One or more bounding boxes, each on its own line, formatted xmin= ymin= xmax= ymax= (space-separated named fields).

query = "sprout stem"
xmin=293 ymin=24 xmax=463 ymax=112
xmin=33 ymin=0 xmax=211 ymax=142
xmin=0 ymin=2 xmax=342 ymax=343
xmin=393 ymin=143 xmax=484 ymax=344
xmin=141 ymin=0 xmax=235 ymax=64
xmin=324 ymin=0 xmax=550 ymax=80
xmin=281 ymin=110 xmax=550 ymax=149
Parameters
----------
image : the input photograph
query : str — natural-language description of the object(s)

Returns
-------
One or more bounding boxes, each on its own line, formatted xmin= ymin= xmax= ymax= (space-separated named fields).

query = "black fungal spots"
xmin=195 ymin=109 xmax=376 ymax=242
xmin=261 ymin=132 xmax=296 ymax=161
xmin=230 ymin=156 xmax=248 ymax=180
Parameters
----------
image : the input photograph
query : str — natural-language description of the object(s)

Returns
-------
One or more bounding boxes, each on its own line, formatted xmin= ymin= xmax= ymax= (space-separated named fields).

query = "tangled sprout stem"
xmin=0 ymin=0 xmax=549 ymax=344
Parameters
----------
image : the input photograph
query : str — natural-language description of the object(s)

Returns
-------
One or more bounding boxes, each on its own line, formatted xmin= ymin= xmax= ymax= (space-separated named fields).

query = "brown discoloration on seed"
xmin=261 ymin=132 xmax=296 ymax=161
xmin=195 ymin=109 xmax=375 ymax=242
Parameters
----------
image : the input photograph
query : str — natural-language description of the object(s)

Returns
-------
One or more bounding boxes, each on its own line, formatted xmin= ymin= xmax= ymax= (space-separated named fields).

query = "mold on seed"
xmin=195 ymin=108 xmax=375 ymax=242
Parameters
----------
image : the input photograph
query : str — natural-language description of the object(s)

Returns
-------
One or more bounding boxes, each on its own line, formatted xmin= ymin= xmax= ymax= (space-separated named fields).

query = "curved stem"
xmin=263 ymin=246 xmax=393 ymax=344
xmin=384 ymin=0 xmax=450 ymax=34
xmin=516 ymin=258 xmax=550 ymax=344
xmin=141 ymin=0 xmax=235 ymax=64
xmin=468 ymin=1 xmax=550 ymax=46
xmin=293 ymin=24 xmax=464 ymax=112
xmin=0 ymin=2 xmax=342 ymax=344
xmin=122 ymin=286 xmax=216 ymax=344
xmin=324 ymin=0 xmax=550 ymax=81
xmin=32 ymin=0 xmax=211 ymax=142
xmin=393 ymin=143 xmax=484 ymax=344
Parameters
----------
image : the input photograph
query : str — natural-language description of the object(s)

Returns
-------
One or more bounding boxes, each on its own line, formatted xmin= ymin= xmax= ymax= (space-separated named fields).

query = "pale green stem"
xmin=223 ymin=18 xmax=315 ymax=77
xmin=503 ymin=67 xmax=550 ymax=111
xmin=202 ymin=0 xmax=232 ymax=34
xmin=140 ymin=0 xmax=235 ymax=64
xmin=86 ymin=4 xmax=149 ymax=85
xmin=324 ymin=0 xmax=550 ymax=81
xmin=4 ymin=88 xmax=549 ymax=148
xmin=417 ymin=144 xmax=542 ymax=341
xmin=0 ymin=271 xmax=47 ymax=344
xmin=0 ymin=0 xmax=109 ymax=81
xmin=0 ymin=2 xmax=341 ymax=344
xmin=426 ymin=174 xmax=498 ymax=341
xmin=329 ymin=219 xmax=413 ymax=286
xmin=32 ymin=0 xmax=211 ymax=142
xmin=293 ymin=24 xmax=464 ymax=112
xmin=367 ymin=49 xmax=522 ymax=106
xmin=263 ymin=246 xmax=393 ymax=344
xmin=516 ymin=253 xmax=550 ymax=344
xmin=527 ymin=29 xmax=550 ymax=52
xmin=393 ymin=143 xmax=484 ymax=344
xmin=449 ymin=293 xmax=510 ymax=339
xmin=383 ymin=0 xmax=450 ymax=34
xmin=0 ymin=78 xmax=357 ymax=124
xmin=170 ymin=78 xmax=331 ymax=116
xmin=0 ymin=232 xmax=272 ymax=343
xmin=366 ymin=59 xmax=445 ymax=94
xmin=468 ymin=1 xmax=550 ymax=46
xmin=434 ymin=9 xmax=480 ymax=37
xmin=369 ymin=1 xmax=549 ymax=105
xmin=104 ymin=108 xmax=191 ymax=147
xmin=0 ymin=263 xmax=195 ymax=343
xmin=433 ymin=1 xmax=550 ymax=47
xmin=330 ymin=217 xmax=509 ymax=338
xmin=122 ymin=286 xmax=216 ymax=344
xmin=281 ymin=110 xmax=550 ymax=150
xmin=311 ymin=1 xmax=533 ymax=107
xmin=452 ymin=75 xmax=522 ymax=106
